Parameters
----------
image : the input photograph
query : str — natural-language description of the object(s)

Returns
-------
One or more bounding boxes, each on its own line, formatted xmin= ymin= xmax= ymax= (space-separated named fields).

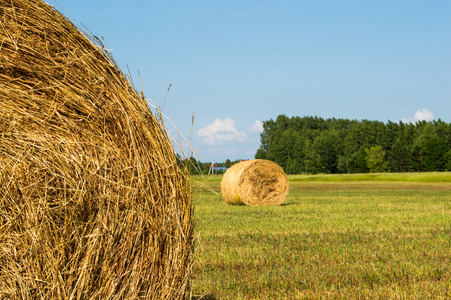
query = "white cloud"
xmin=197 ymin=118 xmax=247 ymax=145
xmin=249 ymin=120 xmax=264 ymax=133
xmin=414 ymin=108 xmax=434 ymax=122
xmin=402 ymin=108 xmax=435 ymax=123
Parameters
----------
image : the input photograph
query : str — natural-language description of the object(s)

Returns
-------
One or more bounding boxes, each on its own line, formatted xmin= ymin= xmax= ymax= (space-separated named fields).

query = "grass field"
xmin=190 ymin=173 xmax=451 ymax=299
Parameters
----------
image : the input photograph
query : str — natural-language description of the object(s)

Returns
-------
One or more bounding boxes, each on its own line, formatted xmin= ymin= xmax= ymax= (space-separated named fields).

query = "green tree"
xmin=255 ymin=147 xmax=266 ymax=159
xmin=255 ymin=119 xmax=277 ymax=159
xmin=286 ymin=157 xmax=301 ymax=174
xmin=312 ymin=131 xmax=340 ymax=173
xmin=269 ymin=129 xmax=296 ymax=171
xmin=337 ymin=156 xmax=348 ymax=173
xmin=303 ymin=141 xmax=316 ymax=174
xmin=347 ymin=150 xmax=369 ymax=173
xmin=419 ymin=124 xmax=448 ymax=171
xmin=365 ymin=145 xmax=388 ymax=173
xmin=224 ymin=159 xmax=232 ymax=168
xmin=292 ymin=133 xmax=305 ymax=171
xmin=445 ymin=150 xmax=451 ymax=171
xmin=390 ymin=137 xmax=409 ymax=172
xmin=408 ymin=141 xmax=423 ymax=172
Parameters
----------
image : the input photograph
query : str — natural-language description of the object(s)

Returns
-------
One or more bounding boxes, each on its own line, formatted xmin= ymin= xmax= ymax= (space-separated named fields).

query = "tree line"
xmin=177 ymin=156 xmax=242 ymax=175
xmin=254 ymin=115 xmax=451 ymax=174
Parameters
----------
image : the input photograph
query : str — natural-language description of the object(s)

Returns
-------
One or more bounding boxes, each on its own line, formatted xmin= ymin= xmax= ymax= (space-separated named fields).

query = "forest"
xmin=254 ymin=115 xmax=451 ymax=174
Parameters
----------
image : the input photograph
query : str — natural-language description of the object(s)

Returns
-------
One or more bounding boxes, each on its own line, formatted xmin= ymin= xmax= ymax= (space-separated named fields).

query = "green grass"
xmin=190 ymin=173 xmax=451 ymax=299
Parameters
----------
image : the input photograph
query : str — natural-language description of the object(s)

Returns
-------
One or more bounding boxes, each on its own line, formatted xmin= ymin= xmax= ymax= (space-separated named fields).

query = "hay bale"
xmin=221 ymin=159 xmax=289 ymax=206
xmin=0 ymin=1 xmax=194 ymax=299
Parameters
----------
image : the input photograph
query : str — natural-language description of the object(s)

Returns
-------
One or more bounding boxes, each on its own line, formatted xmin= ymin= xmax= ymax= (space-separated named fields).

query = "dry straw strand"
xmin=0 ymin=0 xmax=194 ymax=299
xmin=221 ymin=159 xmax=289 ymax=206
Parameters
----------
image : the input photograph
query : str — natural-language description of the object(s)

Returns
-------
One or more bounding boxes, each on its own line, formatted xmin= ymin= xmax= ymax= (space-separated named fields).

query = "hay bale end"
xmin=221 ymin=159 xmax=289 ymax=206
xmin=0 ymin=0 xmax=194 ymax=299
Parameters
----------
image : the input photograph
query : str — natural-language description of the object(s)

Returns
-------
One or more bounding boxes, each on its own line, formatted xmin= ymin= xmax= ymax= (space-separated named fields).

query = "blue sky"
xmin=47 ymin=0 xmax=450 ymax=162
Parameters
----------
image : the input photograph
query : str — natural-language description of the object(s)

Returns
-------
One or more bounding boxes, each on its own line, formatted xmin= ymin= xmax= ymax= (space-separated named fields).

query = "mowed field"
xmin=190 ymin=173 xmax=451 ymax=299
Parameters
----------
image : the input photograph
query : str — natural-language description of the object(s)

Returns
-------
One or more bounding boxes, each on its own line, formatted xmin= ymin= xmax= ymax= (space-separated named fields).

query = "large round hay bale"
xmin=0 ymin=1 xmax=194 ymax=299
xmin=221 ymin=159 xmax=289 ymax=206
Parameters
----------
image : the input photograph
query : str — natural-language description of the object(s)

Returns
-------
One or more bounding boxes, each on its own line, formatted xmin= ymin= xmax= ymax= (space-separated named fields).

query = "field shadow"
xmin=190 ymin=293 xmax=217 ymax=300
xmin=279 ymin=202 xmax=295 ymax=206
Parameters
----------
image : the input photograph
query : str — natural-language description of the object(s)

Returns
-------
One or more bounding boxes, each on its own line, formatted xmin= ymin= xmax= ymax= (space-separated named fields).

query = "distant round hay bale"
xmin=0 ymin=1 xmax=194 ymax=299
xmin=221 ymin=159 xmax=289 ymax=206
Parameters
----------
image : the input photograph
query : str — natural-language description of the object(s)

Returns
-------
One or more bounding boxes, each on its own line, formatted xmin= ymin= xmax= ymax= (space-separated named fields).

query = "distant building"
xmin=206 ymin=163 xmax=228 ymax=175
xmin=212 ymin=167 xmax=227 ymax=174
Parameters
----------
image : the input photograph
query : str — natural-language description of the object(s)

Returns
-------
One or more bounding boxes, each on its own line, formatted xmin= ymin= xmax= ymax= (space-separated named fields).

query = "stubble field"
xmin=190 ymin=173 xmax=451 ymax=299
